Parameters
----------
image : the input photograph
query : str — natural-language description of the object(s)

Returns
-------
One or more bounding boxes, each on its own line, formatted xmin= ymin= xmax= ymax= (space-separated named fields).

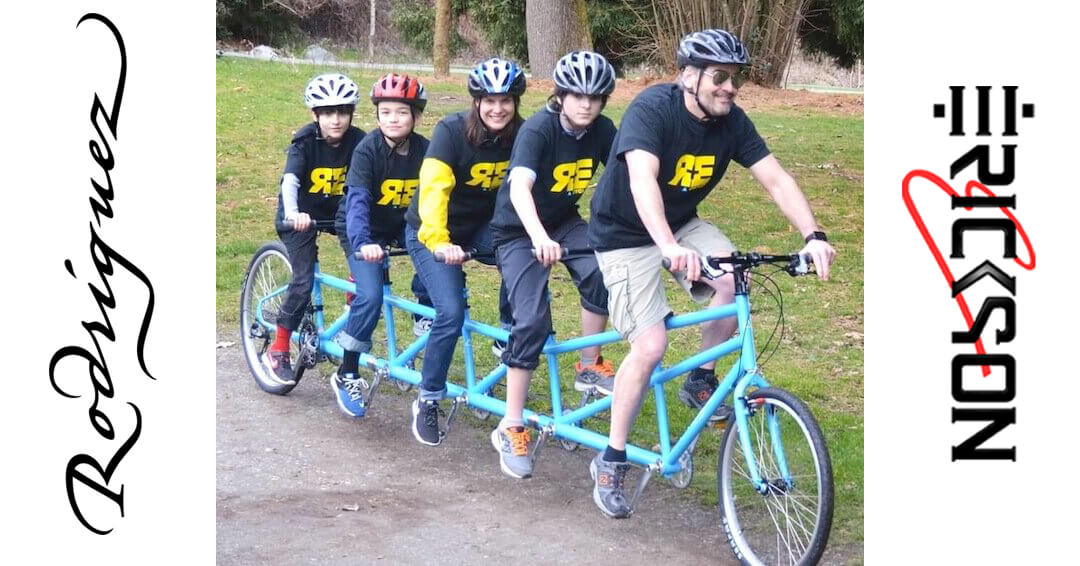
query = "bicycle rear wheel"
xmin=239 ymin=241 xmax=307 ymax=395
xmin=717 ymin=387 xmax=833 ymax=566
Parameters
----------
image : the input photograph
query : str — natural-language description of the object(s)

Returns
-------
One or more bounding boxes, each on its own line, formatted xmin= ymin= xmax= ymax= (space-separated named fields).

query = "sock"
xmin=341 ymin=350 xmax=360 ymax=375
xmin=578 ymin=354 xmax=598 ymax=367
xmin=603 ymin=445 xmax=627 ymax=463
xmin=272 ymin=325 xmax=292 ymax=352
xmin=500 ymin=417 xmax=525 ymax=431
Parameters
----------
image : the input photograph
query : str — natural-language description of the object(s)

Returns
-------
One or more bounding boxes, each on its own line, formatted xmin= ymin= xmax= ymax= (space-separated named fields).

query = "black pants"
xmin=277 ymin=227 xmax=321 ymax=331
xmin=496 ymin=217 xmax=608 ymax=371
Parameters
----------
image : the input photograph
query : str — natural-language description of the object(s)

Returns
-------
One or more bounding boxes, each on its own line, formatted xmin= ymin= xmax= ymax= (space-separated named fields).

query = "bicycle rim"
xmin=718 ymin=388 xmax=833 ymax=566
xmin=240 ymin=243 xmax=303 ymax=394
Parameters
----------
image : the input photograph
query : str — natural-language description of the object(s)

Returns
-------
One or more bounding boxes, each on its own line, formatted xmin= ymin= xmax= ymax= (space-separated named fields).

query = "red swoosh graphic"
xmin=902 ymin=169 xmax=1036 ymax=377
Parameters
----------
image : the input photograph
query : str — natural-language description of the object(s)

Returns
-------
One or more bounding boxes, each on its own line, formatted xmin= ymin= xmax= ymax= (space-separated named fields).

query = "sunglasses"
xmin=701 ymin=68 xmax=749 ymax=88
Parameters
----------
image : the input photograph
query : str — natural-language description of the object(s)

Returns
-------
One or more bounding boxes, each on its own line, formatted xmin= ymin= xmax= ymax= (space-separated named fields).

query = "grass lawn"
xmin=217 ymin=57 xmax=864 ymax=554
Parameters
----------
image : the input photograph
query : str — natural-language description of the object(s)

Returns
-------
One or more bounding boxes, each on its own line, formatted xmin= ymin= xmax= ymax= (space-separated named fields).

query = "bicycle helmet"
xmin=467 ymin=58 xmax=526 ymax=97
xmin=370 ymin=73 xmax=427 ymax=111
xmin=304 ymin=73 xmax=360 ymax=109
xmin=553 ymin=51 xmax=615 ymax=96
xmin=676 ymin=29 xmax=749 ymax=69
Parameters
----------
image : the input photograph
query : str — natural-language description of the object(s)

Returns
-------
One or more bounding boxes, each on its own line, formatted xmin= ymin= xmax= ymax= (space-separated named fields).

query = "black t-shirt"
xmin=336 ymin=130 xmax=429 ymax=242
xmin=405 ymin=111 xmax=516 ymax=246
xmin=587 ymin=84 xmax=770 ymax=251
xmin=276 ymin=122 xmax=365 ymax=223
xmin=490 ymin=109 xmax=616 ymax=244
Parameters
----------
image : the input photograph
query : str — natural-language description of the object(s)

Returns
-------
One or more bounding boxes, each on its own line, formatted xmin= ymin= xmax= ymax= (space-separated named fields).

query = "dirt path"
xmin=217 ymin=334 xmax=857 ymax=565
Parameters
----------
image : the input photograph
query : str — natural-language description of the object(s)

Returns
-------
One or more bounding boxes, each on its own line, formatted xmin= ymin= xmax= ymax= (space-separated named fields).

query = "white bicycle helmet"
xmin=304 ymin=73 xmax=360 ymax=109
xmin=467 ymin=58 xmax=526 ymax=97
xmin=553 ymin=51 xmax=615 ymax=96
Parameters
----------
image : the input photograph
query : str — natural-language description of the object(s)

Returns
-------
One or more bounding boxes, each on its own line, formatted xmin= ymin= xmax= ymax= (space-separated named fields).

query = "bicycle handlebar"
xmin=434 ymin=249 xmax=476 ymax=263
xmin=661 ymin=251 xmax=813 ymax=277
xmin=277 ymin=218 xmax=336 ymax=232
xmin=353 ymin=247 xmax=410 ymax=261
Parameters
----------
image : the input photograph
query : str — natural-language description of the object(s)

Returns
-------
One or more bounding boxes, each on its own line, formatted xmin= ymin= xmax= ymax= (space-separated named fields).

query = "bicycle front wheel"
xmin=717 ymin=387 xmax=834 ymax=566
xmin=239 ymin=241 xmax=306 ymax=395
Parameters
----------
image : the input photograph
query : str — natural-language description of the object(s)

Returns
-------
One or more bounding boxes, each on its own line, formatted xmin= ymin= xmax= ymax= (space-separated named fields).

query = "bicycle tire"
xmin=717 ymin=387 xmax=834 ymax=566
xmin=239 ymin=241 xmax=307 ymax=395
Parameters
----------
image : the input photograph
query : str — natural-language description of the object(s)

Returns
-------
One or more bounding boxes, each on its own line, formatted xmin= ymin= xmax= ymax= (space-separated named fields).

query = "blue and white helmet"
xmin=467 ymin=58 xmax=526 ymax=97
xmin=304 ymin=73 xmax=360 ymax=109
xmin=676 ymin=29 xmax=749 ymax=68
xmin=553 ymin=51 xmax=616 ymax=96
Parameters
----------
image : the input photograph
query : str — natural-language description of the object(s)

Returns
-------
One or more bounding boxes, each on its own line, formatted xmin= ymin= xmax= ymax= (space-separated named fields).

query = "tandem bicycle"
xmin=239 ymin=223 xmax=834 ymax=566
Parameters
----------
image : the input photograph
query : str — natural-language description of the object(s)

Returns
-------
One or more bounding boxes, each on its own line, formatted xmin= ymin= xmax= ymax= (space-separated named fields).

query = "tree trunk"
xmin=433 ymin=0 xmax=451 ymax=77
xmin=525 ymin=0 xmax=593 ymax=80
xmin=368 ymin=0 xmax=375 ymax=61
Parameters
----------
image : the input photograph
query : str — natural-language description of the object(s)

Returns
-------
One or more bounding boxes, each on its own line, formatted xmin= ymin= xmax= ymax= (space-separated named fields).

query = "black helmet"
xmin=676 ymin=29 xmax=749 ymax=69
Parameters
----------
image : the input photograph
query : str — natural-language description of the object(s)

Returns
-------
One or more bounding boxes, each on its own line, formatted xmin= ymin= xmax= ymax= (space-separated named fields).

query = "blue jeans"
xmin=406 ymin=223 xmax=511 ymax=400
xmin=337 ymin=230 xmax=430 ymax=354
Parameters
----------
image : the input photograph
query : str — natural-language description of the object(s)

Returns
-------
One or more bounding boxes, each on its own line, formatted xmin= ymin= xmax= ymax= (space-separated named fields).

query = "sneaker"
xmin=575 ymin=357 xmax=616 ymax=393
xmin=589 ymin=453 xmax=632 ymax=519
xmin=331 ymin=371 xmax=367 ymax=417
xmin=490 ymin=426 xmax=533 ymax=479
xmin=411 ymin=398 xmax=442 ymax=446
xmin=413 ymin=317 xmax=434 ymax=337
xmin=261 ymin=350 xmax=295 ymax=386
xmin=678 ymin=375 xmax=732 ymax=423
xmin=491 ymin=339 xmax=507 ymax=360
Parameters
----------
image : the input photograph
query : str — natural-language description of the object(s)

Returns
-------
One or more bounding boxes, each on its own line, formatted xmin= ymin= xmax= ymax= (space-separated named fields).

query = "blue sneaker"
xmin=332 ymin=371 xmax=367 ymax=417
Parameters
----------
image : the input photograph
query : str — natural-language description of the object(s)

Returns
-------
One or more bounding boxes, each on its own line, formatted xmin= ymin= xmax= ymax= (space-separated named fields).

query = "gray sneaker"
xmin=413 ymin=317 xmax=433 ymax=337
xmin=490 ymin=426 xmax=533 ymax=479
xmin=678 ymin=376 xmax=733 ymax=423
xmin=590 ymin=453 xmax=632 ymax=518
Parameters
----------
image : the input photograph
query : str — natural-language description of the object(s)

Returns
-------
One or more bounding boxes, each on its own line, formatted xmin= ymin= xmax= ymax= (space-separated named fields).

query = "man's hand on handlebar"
xmin=799 ymin=240 xmax=835 ymax=281
xmin=660 ymin=243 xmax=701 ymax=282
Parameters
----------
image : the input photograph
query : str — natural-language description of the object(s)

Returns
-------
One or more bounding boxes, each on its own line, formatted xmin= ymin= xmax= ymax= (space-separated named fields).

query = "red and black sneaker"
xmin=261 ymin=349 xmax=296 ymax=386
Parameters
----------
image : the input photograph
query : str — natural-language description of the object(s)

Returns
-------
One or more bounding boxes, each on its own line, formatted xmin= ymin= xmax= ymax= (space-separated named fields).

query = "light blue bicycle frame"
xmin=253 ymin=257 xmax=789 ymax=493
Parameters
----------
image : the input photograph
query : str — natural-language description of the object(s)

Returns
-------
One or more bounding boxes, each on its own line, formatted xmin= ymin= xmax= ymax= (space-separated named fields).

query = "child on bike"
xmin=330 ymin=74 xmax=434 ymax=417
xmin=404 ymin=57 xmax=521 ymax=446
xmin=263 ymin=73 xmax=365 ymax=385
xmin=487 ymin=51 xmax=619 ymax=479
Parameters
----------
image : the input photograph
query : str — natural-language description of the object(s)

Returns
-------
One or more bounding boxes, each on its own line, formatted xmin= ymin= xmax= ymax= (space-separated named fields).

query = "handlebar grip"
xmin=661 ymin=257 xmax=672 ymax=270
xmin=434 ymin=251 xmax=474 ymax=263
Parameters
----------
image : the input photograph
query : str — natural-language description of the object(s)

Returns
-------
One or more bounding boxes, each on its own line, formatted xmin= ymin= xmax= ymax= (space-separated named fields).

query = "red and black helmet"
xmin=370 ymin=74 xmax=427 ymax=111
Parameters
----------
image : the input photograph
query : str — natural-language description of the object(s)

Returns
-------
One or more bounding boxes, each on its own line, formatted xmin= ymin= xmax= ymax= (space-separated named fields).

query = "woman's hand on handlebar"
xmin=434 ymin=243 xmax=467 ymax=265
xmin=660 ymin=243 xmax=701 ymax=282
xmin=799 ymin=240 xmax=835 ymax=281
xmin=285 ymin=212 xmax=312 ymax=232
xmin=359 ymin=243 xmax=385 ymax=262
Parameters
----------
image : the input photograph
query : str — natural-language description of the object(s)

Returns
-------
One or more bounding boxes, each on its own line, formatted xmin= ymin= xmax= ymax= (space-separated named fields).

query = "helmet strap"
xmin=691 ymin=71 xmax=722 ymax=123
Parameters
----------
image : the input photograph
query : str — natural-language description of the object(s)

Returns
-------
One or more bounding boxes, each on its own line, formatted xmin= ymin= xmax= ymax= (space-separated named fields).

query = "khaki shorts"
xmin=595 ymin=218 xmax=734 ymax=343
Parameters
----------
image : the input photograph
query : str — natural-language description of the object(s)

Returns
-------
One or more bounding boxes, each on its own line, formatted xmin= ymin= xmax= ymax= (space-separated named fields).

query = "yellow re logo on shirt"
xmin=668 ymin=155 xmax=715 ymax=190
xmin=551 ymin=158 xmax=594 ymax=194
xmin=310 ymin=166 xmax=347 ymax=195
xmin=466 ymin=161 xmax=510 ymax=189
xmin=377 ymin=179 xmax=419 ymax=206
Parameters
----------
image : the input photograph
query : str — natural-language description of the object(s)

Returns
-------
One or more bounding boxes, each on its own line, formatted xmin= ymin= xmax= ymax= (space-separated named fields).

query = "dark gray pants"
xmin=496 ymin=217 xmax=608 ymax=370
xmin=277 ymin=227 xmax=320 ymax=331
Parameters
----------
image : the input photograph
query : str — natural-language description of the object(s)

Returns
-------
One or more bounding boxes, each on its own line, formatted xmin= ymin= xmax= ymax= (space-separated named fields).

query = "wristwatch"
xmin=804 ymin=231 xmax=828 ymax=244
